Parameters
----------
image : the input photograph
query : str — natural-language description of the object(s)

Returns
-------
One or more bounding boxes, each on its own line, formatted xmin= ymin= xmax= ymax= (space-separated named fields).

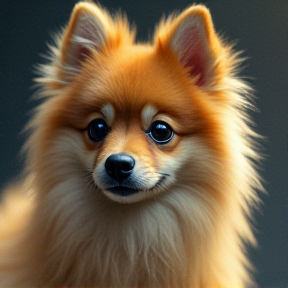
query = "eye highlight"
xmin=147 ymin=121 xmax=174 ymax=144
xmin=88 ymin=119 xmax=110 ymax=142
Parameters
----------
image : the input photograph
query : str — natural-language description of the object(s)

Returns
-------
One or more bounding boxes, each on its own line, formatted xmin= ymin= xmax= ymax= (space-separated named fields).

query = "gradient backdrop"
xmin=0 ymin=0 xmax=287 ymax=286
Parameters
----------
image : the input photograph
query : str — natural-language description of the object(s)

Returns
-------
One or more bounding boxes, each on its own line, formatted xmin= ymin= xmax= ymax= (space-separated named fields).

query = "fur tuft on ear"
xmin=60 ymin=2 xmax=109 ymax=73
xmin=155 ymin=6 xmax=222 ymax=87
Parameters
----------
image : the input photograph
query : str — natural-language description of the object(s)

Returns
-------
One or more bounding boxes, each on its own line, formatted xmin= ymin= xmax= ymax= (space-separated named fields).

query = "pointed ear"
xmin=59 ymin=3 xmax=110 ymax=78
xmin=156 ymin=6 xmax=222 ymax=87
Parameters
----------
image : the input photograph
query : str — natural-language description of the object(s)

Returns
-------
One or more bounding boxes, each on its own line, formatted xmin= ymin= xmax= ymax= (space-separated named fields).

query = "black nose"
xmin=105 ymin=153 xmax=135 ymax=182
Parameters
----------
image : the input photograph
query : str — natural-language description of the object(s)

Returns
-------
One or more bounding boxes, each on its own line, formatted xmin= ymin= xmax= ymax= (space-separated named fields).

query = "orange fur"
xmin=0 ymin=2 xmax=262 ymax=288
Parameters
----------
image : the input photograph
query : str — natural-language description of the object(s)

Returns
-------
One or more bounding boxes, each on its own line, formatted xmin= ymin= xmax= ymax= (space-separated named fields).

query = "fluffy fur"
xmin=0 ymin=2 xmax=262 ymax=288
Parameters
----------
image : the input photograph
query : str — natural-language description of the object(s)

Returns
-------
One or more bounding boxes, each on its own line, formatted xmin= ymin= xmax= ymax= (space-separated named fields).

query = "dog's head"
xmin=30 ymin=3 xmax=248 ymax=206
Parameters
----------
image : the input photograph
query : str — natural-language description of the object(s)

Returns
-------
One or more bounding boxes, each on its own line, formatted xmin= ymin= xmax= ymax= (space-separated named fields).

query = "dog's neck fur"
xmin=21 ymin=175 xmax=246 ymax=288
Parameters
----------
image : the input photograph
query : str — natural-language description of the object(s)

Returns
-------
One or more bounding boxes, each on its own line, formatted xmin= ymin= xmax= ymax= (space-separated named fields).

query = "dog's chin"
xmin=102 ymin=189 xmax=152 ymax=204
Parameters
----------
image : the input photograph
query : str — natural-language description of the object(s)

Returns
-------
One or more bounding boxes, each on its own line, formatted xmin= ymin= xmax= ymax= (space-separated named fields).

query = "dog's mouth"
xmin=105 ymin=176 xmax=167 ymax=198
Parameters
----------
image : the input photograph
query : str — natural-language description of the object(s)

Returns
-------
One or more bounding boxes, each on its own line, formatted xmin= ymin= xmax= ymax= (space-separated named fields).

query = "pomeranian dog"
xmin=0 ymin=2 xmax=262 ymax=288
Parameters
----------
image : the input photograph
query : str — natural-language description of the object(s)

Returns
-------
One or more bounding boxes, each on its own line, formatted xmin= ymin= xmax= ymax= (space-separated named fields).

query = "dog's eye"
xmin=88 ymin=119 xmax=110 ymax=142
xmin=147 ymin=121 xmax=174 ymax=144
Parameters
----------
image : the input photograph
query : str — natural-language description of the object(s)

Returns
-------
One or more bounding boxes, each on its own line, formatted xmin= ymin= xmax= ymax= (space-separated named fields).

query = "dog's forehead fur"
xmin=64 ymin=45 xmax=208 ymax=131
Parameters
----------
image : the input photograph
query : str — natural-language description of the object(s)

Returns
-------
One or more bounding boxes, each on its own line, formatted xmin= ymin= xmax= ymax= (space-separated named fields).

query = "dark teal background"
xmin=0 ymin=0 xmax=287 ymax=286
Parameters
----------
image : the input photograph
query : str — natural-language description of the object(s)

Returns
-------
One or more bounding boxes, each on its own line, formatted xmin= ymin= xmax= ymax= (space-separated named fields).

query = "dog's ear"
xmin=155 ymin=5 xmax=224 ymax=87
xmin=61 ymin=2 xmax=109 ymax=70
xmin=39 ymin=3 xmax=133 ymax=90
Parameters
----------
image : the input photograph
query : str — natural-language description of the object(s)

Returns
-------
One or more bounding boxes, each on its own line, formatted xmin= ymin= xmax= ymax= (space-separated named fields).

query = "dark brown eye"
xmin=88 ymin=119 xmax=109 ymax=142
xmin=147 ymin=121 xmax=174 ymax=144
